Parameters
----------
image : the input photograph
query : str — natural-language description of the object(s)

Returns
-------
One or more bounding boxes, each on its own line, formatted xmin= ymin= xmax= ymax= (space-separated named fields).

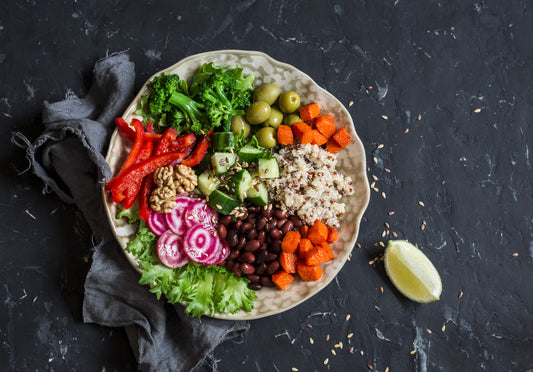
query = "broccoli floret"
xmin=146 ymin=73 xmax=181 ymax=120
xmin=168 ymin=92 xmax=211 ymax=134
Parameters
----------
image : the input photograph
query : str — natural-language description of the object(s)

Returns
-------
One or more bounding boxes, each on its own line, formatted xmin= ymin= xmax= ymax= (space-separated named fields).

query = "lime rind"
xmin=384 ymin=240 xmax=442 ymax=303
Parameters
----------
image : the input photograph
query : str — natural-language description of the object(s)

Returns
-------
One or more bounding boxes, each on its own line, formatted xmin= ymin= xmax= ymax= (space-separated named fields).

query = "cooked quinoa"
xmin=268 ymin=143 xmax=354 ymax=227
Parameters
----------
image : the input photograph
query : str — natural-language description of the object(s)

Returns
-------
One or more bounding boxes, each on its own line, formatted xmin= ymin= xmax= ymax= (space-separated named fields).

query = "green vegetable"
xmin=126 ymin=222 xmax=257 ymax=318
xmin=116 ymin=202 xmax=140 ymax=224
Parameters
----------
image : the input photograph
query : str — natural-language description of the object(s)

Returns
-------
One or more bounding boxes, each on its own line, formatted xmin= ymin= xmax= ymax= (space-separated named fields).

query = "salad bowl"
xmin=103 ymin=50 xmax=370 ymax=320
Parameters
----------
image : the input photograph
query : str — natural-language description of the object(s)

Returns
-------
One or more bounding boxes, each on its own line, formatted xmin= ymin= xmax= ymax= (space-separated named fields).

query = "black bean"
xmin=276 ymin=218 xmax=287 ymax=229
xmin=266 ymin=252 xmax=278 ymax=262
xmin=247 ymin=214 xmax=255 ymax=223
xmin=247 ymin=229 xmax=257 ymax=240
xmin=262 ymin=207 xmax=272 ymax=218
xmin=238 ymin=210 xmax=249 ymax=220
xmin=281 ymin=220 xmax=294 ymax=234
xmin=267 ymin=219 xmax=278 ymax=231
xmin=269 ymin=228 xmax=281 ymax=239
xmin=266 ymin=261 xmax=280 ymax=275
xmin=237 ymin=236 xmax=247 ymax=250
xmin=216 ymin=224 xmax=227 ymax=240
xmin=235 ymin=220 xmax=243 ymax=229
xmin=255 ymin=262 xmax=267 ymax=275
xmin=275 ymin=209 xmax=289 ymax=219
xmin=260 ymin=276 xmax=275 ymax=287
xmin=232 ymin=263 xmax=241 ymax=277
xmin=220 ymin=215 xmax=233 ymax=226
xmin=257 ymin=230 xmax=266 ymax=243
xmin=290 ymin=215 xmax=303 ymax=228
xmin=248 ymin=282 xmax=263 ymax=291
xmin=270 ymin=241 xmax=282 ymax=254
xmin=240 ymin=263 xmax=255 ymax=275
xmin=246 ymin=274 xmax=260 ymax=283
xmin=226 ymin=230 xmax=238 ymax=247
xmin=228 ymin=249 xmax=240 ymax=260
xmin=255 ymin=249 xmax=268 ymax=264
xmin=225 ymin=260 xmax=235 ymax=271
xmin=242 ymin=222 xmax=253 ymax=231
xmin=240 ymin=252 xmax=255 ymax=264
xmin=245 ymin=239 xmax=261 ymax=252
xmin=256 ymin=218 xmax=267 ymax=231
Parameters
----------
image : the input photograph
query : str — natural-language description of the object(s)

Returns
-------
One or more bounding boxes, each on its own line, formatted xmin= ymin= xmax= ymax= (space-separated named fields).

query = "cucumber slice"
xmin=197 ymin=171 xmax=219 ymax=196
xmin=207 ymin=189 xmax=242 ymax=215
xmin=230 ymin=169 xmax=252 ymax=201
xmin=257 ymin=158 xmax=279 ymax=179
xmin=237 ymin=145 xmax=265 ymax=164
xmin=247 ymin=182 xmax=269 ymax=207
xmin=212 ymin=132 xmax=235 ymax=150
xmin=211 ymin=152 xmax=237 ymax=174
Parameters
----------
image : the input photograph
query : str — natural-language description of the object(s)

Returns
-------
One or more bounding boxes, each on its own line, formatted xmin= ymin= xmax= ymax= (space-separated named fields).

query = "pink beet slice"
xmin=157 ymin=230 xmax=189 ymax=268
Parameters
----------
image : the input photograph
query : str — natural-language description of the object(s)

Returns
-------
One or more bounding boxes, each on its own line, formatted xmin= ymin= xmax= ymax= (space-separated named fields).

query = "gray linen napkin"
xmin=11 ymin=52 xmax=249 ymax=372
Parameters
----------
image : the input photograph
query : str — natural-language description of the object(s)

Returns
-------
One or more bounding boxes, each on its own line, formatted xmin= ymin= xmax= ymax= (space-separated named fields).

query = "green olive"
xmin=231 ymin=115 xmax=251 ymax=138
xmin=256 ymin=126 xmax=277 ymax=148
xmin=263 ymin=107 xmax=283 ymax=129
xmin=283 ymin=114 xmax=302 ymax=126
xmin=246 ymin=101 xmax=271 ymax=125
xmin=253 ymin=83 xmax=281 ymax=105
xmin=278 ymin=91 xmax=301 ymax=114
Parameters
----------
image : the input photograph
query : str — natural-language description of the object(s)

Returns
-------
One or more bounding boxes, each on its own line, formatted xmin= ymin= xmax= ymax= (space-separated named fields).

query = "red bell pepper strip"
xmin=114 ymin=117 xmax=161 ymax=142
xmin=122 ymin=140 xmax=154 ymax=209
xmin=139 ymin=177 xmax=153 ymax=222
xmin=181 ymin=134 xmax=210 ymax=167
xmin=166 ymin=133 xmax=197 ymax=153
xmin=110 ymin=152 xmax=187 ymax=202
xmin=154 ymin=128 xmax=178 ymax=155
xmin=105 ymin=119 xmax=145 ymax=191
xmin=146 ymin=119 xmax=155 ymax=134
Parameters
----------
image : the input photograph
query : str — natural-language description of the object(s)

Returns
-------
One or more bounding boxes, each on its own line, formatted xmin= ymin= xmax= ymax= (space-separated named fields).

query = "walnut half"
xmin=174 ymin=165 xmax=198 ymax=194
xmin=149 ymin=164 xmax=198 ymax=213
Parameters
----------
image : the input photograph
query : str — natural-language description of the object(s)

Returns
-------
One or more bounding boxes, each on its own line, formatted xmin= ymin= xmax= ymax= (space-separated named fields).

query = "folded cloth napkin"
xmin=11 ymin=52 xmax=249 ymax=372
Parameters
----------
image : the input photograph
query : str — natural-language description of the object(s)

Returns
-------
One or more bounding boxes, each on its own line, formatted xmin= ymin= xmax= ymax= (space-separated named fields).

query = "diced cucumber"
xmin=230 ymin=169 xmax=252 ymax=201
xmin=237 ymin=145 xmax=265 ymax=164
xmin=212 ymin=132 xmax=235 ymax=151
xmin=197 ymin=171 xmax=219 ymax=196
xmin=211 ymin=152 xmax=236 ymax=174
xmin=257 ymin=158 xmax=279 ymax=179
xmin=247 ymin=182 xmax=269 ymax=207
xmin=207 ymin=189 xmax=242 ymax=215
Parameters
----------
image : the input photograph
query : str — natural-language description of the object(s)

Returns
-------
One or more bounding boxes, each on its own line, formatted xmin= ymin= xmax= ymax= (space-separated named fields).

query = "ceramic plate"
xmin=102 ymin=50 xmax=370 ymax=320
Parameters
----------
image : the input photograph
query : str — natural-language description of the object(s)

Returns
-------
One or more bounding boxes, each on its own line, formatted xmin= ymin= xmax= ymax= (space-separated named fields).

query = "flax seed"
xmin=324 ymin=358 xmax=329 ymax=365
xmin=388 ymin=211 xmax=395 ymax=216
xmin=458 ymin=291 xmax=464 ymax=299
xmin=384 ymin=168 xmax=391 ymax=173
xmin=426 ymin=328 xmax=432 ymax=334
xmin=381 ymin=115 xmax=388 ymax=120
xmin=441 ymin=324 xmax=446 ymax=332
xmin=309 ymin=337 xmax=314 ymax=344
xmin=384 ymin=222 xmax=390 ymax=228
xmin=417 ymin=114 xmax=421 ymax=120
xmin=347 ymin=333 xmax=354 ymax=339
xmin=474 ymin=108 xmax=481 ymax=113
xmin=379 ymin=286 xmax=384 ymax=293
xmin=512 ymin=252 xmax=519 ymax=257
xmin=418 ymin=201 xmax=425 ymax=207
xmin=372 ymin=175 xmax=379 ymax=181
xmin=379 ymin=241 xmax=385 ymax=247
xmin=331 ymin=349 xmax=336 ymax=356
xmin=345 ymin=314 xmax=351 ymax=321
xmin=349 ymin=101 xmax=354 ymax=107
xmin=381 ymin=192 xmax=386 ymax=199
xmin=373 ymin=157 xmax=378 ymax=164
xmin=403 ymin=128 xmax=409 ymax=134
xmin=410 ymin=350 xmax=416 ymax=355
xmin=377 ymin=144 xmax=384 ymax=149
xmin=392 ymin=232 xmax=398 ymax=238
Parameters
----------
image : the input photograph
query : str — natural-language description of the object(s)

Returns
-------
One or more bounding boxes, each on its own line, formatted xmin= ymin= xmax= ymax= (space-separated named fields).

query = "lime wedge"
xmin=383 ymin=240 xmax=442 ymax=303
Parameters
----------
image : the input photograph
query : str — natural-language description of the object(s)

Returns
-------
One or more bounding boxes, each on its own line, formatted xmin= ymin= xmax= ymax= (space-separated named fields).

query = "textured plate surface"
xmin=102 ymin=50 xmax=370 ymax=320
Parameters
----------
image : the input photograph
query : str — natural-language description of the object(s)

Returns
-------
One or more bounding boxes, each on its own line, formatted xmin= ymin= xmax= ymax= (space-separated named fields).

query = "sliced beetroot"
xmin=204 ymin=238 xmax=230 ymax=266
xmin=183 ymin=200 xmax=218 ymax=232
xmin=183 ymin=224 xmax=220 ymax=264
xmin=157 ymin=230 xmax=189 ymax=268
xmin=166 ymin=195 xmax=196 ymax=235
xmin=147 ymin=210 xmax=169 ymax=236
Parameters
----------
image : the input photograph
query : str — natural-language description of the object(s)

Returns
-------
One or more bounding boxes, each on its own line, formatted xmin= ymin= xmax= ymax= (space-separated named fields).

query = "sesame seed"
xmin=377 ymin=144 xmax=384 ymax=149
xmin=417 ymin=114 xmax=422 ymax=120
xmin=309 ymin=337 xmax=314 ymax=344
xmin=441 ymin=324 xmax=446 ymax=332
xmin=366 ymin=85 xmax=373 ymax=90
xmin=410 ymin=350 xmax=417 ymax=355
xmin=347 ymin=333 xmax=354 ymax=339
xmin=331 ymin=349 xmax=336 ymax=356
xmin=381 ymin=192 xmax=387 ymax=199
xmin=379 ymin=286 xmax=384 ymax=293
xmin=384 ymin=222 xmax=390 ymax=228
xmin=474 ymin=108 xmax=481 ymax=113
xmin=373 ymin=157 xmax=378 ymax=164
xmin=216 ymin=204 xmax=222 ymax=210
xmin=368 ymin=365 xmax=373 ymax=370
xmin=324 ymin=358 xmax=329 ymax=365
xmin=372 ymin=175 xmax=378 ymax=181
xmin=292 ymin=368 xmax=298 ymax=371
xmin=426 ymin=328 xmax=432 ymax=334
xmin=382 ymin=230 xmax=386 ymax=237
xmin=403 ymin=128 xmax=409 ymax=134
xmin=392 ymin=231 xmax=398 ymax=238
xmin=335 ymin=342 xmax=343 ymax=349
xmin=388 ymin=211 xmax=395 ymax=216
xmin=418 ymin=201 xmax=425 ymax=207
xmin=326 ymin=334 xmax=330 ymax=341
xmin=371 ymin=182 xmax=376 ymax=188
xmin=373 ymin=186 xmax=379 ymax=192
xmin=458 ymin=291 xmax=464 ymax=299
xmin=512 ymin=252 xmax=519 ymax=257
xmin=385 ymin=368 xmax=390 ymax=372
xmin=346 ymin=314 xmax=351 ymax=321
xmin=421 ymin=223 xmax=426 ymax=231
xmin=356 ymin=243 xmax=362 ymax=248
xmin=306 ymin=323 xmax=312 ymax=328
xmin=349 ymin=347 xmax=354 ymax=353
xmin=384 ymin=168 xmax=391 ymax=173
xmin=349 ymin=101 xmax=354 ymax=107
xmin=381 ymin=115 xmax=388 ymax=120
xmin=379 ymin=241 xmax=385 ymax=247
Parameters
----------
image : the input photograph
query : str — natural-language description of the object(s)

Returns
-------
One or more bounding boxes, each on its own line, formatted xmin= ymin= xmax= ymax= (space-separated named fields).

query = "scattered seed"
xmin=326 ymin=334 xmax=330 ymax=341
xmin=306 ymin=323 xmax=312 ymax=328
xmin=349 ymin=347 xmax=354 ymax=353
xmin=392 ymin=232 xmax=398 ymax=238
xmin=426 ymin=328 xmax=432 ymax=334
xmin=379 ymin=286 xmax=384 ymax=293
xmin=372 ymin=186 xmax=379 ymax=192
xmin=420 ymin=223 xmax=426 ymax=231
xmin=309 ymin=337 xmax=314 ymax=344
xmin=347 ymin=333 xmax=354 ymax=339
xmin=417 ymin=114 xmax=422 ymax=120
xmin=345 ymin=314 xmax=351 ymax=321
xmin=323 ymin=358 xmax=329 ymax=365
xmin=458 ymin=291 xmax=464 ymax=299
xmin=331 ymin=349 xmax=336 ymax=356
xmin=377 ymin=144 xmax=384 ymax=149
xmin=25 ymin=210 xmax=36 ymax=219
xmin=356 ymin=243 xmax=362 ymax=248
xmin=385 ymin=368 xmax=390 ymax=372
xmin=366 ymin=86 xmax=373 ymax=90
xmin=372 ymin=175 xmax=378 ymax=181
xmin=384 ymin=168 xmax=391 ymax=173
xmin=381 ymin=192 xmax=387 ymax=199
xmin=512 ymin=252 xmax=519 ymax=257
xmin=292 ymin=368 xmax=298 ymax=372
xmin=371 ymin=182 xmax=376 ymax=188
xmin=379 ymin=241 xmax=385 ymax=247
xmin=381 ymin=230 xmax=386 ymax=238
xmin=349 ymin=101 xmax=354 ymax=107
xmin=368 ymin=365 xmax=373 ymax=370
xmin=384 ymin=222 xmax=390 ymax=228
xmin=388 ymin=211 xmax=395 ymax=216
xmin=441 ymin=324 xmax=446 ymax=332
xmin=381 ymin=115 xmax=388 ymax=120
xmin=403 ymin=128 xmax=409 ymax=134
xmin=410 ymin=350 xmax=417 ymax=355
xmin=418 ymin=201 xmax=425 ymax=207
xmin=373 ymin=157 xmax=378 ymax=164
xmin=474 ymin=108 xmax=481 ymax=113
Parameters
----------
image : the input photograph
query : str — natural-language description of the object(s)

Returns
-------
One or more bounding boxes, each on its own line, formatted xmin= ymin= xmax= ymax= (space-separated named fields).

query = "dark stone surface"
xmin=1 ymin=0 xmax=532 ymax=371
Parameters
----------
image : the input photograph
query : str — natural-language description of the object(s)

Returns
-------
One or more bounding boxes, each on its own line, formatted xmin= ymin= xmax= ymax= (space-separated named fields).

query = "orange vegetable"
xmin=292 ymin=121 xmax=312 ymax=141
xmin=325 ymin=137 xmax=343 ymax=154
xmin=300 ymin=129 xmax=316 ymax=144
xmin=279 ymin=251 xmax=298 ymax=274
xmin=332 ymin=127 xmax=352 ymax=148
xmin=299 ymin=102 xmax=320 ymax=121
xmin=277 ymin=125 xmax=294 ymax=145
xmin=315 ymin=115 xmax=336 ymax=139
xmin=305 ymin=242 xmax=334 ymax=265
xmin=307 ymin=220 xmax=328 ymax=244
xmin=312 ymin=131 xmax=328 ymax=146
xmin=281 ymin=231 xmax=301 ymax=253
xmin=272 ymin=270 xmax=294 ymax=290
xmin=298 ymin=238 xmax=314 ymax=259
xmin=327 ymin=227 xmax=339 ymax=243
xmin=297 ymin=262 xmax=323 ymax=281
xmin=299 ymin=225 xmax=309 ymax=239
